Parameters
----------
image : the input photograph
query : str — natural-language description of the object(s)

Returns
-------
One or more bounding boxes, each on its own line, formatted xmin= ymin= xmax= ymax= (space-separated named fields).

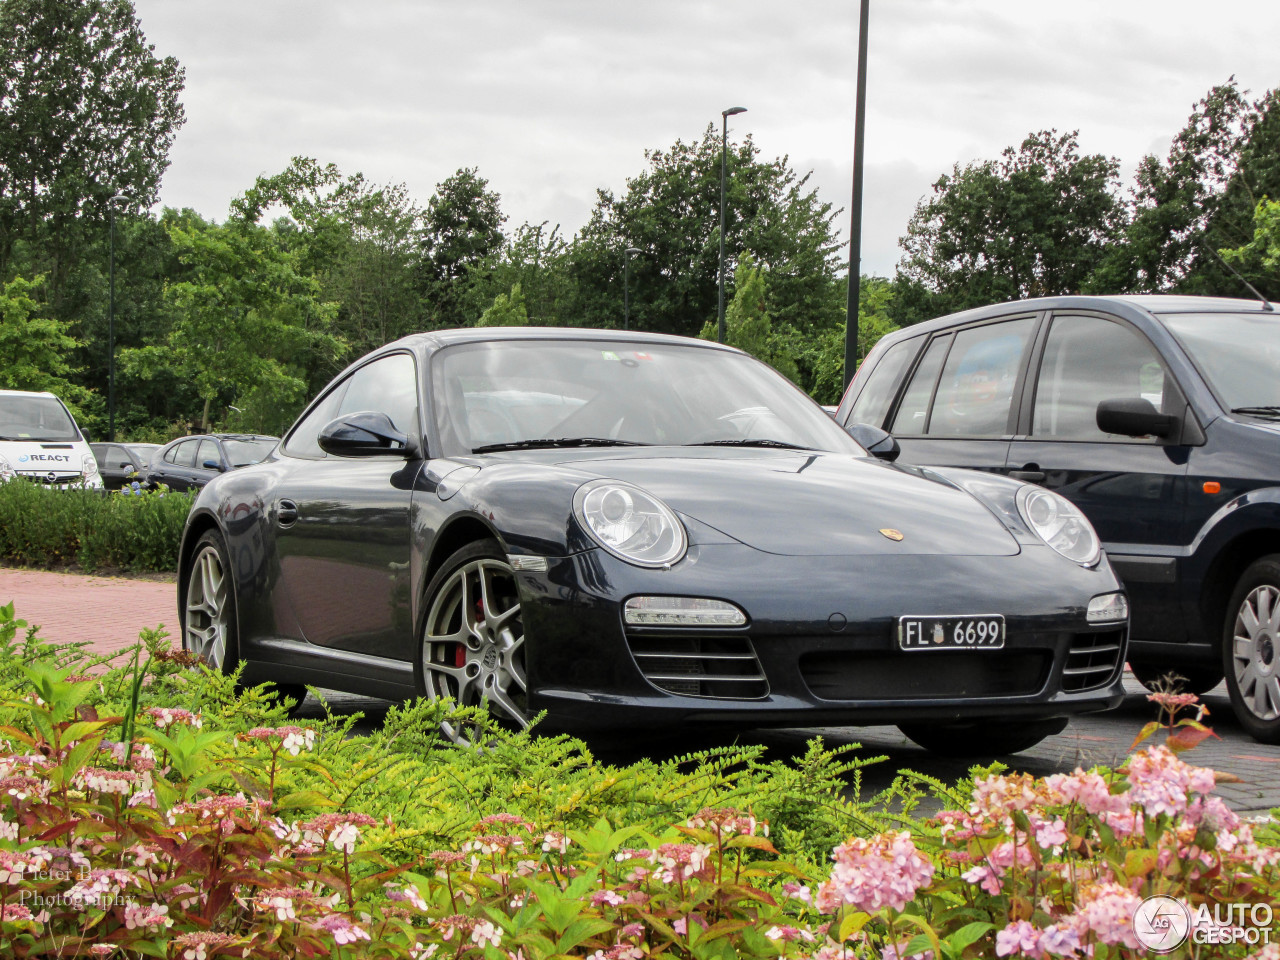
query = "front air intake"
xmin=625 ymin=634 xmax=768 ymax=699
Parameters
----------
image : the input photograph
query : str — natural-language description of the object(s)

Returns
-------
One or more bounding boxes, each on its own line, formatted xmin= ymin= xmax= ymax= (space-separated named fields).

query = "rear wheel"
xmin=416 ymin=539 xmax=529 ymax=745
xmin=1128 ymin=660 xmax=1224 ymax=696
xmin=1223 ymin=555 xmax=1280 ymax=744
xmin=182 ymin=529 xmax=308 ymax=712
xmin=898 ymin=717 xmax=1068 ymax=758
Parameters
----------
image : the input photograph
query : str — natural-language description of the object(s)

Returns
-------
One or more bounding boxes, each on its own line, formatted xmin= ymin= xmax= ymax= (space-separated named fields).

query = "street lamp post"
xmin=623 ymin=247 xmax=642 ymax=330
xmin=844 ymin=0 xmax=871 ymax=388
xmin=718 ymin=106 xmax=747 ymax=344
xmin=107 ymin=194 xmax=130 ymax=442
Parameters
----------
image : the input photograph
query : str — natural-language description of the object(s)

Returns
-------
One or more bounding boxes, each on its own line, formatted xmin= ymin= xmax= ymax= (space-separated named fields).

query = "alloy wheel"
xmin=185 ymin=544 xmax=230 ymax=669
xmin=421 ymin=557 xmax=528 ymax=744
xmin=1232 ymin=583 xmax=1280 ymax=722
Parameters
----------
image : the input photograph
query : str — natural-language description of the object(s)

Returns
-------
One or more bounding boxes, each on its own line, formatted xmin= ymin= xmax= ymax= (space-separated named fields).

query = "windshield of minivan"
xmin=1160 ymin=312 xmax=1280 ymax=414
xmin=0 ymin=395 xmax=81 ymax=442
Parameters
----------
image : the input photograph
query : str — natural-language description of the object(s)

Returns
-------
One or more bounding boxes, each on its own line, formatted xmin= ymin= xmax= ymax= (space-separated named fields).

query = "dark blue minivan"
xmin=838 ymin=295 xmax=1280 ymax=742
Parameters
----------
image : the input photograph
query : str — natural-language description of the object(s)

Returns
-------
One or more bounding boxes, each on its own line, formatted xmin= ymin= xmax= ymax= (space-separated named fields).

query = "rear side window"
xmin=891 ymin=336 xmax=951 ymax=436
xmin=170 ymin=440 xmax=199 ymax=468
xmin=927 ymin=318 xmax=1035 ymax=437
xmin=1032 ymin=314 xmax=1172 ymax=440
xmin=847 ymin=339 xmax=918 ymax=427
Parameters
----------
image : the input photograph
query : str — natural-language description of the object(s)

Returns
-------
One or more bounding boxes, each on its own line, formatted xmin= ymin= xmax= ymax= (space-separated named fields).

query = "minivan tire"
xmin=1223 ymin=555 xmax=1280 ymax=744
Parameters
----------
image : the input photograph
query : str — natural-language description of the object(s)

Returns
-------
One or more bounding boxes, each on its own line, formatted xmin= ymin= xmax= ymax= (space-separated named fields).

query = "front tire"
xmin=898 ymin=717 xmax=1068 ymax=758
xmin=415 ymin=539 xmax=529 ymax=744
xmin=1223 ymin=555 xmax=1280 ymax=744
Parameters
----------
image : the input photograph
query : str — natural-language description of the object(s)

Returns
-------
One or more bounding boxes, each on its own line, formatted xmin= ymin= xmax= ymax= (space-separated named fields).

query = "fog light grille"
xmin=1062 ymin=629 xmax=1126 ymax=692
xmin=626 ymin=634 xmax=768 ymax=699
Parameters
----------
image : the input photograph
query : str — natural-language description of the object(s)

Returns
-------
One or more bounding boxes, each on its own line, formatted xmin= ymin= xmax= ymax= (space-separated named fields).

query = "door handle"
xmin=277 ymin=499 xmax=299 ymax=527
xmin=1009 ymin=467 xmax=1046 ymax=482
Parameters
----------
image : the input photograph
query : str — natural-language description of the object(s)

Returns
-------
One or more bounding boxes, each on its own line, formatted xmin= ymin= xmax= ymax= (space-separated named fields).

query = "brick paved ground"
xmin=1 ymin=567 xmax=177 ymax=660
xmin=3 ymin=567 xmax=1278 ymax=818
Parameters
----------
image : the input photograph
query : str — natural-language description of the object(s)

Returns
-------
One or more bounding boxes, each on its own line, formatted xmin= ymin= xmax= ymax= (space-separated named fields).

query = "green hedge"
xmin=0 ymin=480 xmax=193 ymax=572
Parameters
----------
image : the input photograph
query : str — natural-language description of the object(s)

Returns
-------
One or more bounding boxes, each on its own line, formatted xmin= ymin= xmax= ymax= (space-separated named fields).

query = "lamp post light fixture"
xmin=718 ymin=106 xmax=747 ymax=344
xmin=623 ymin=247 xmax=642 ymax=330
xmin=107 ymin=194 xmax=130 ymax=442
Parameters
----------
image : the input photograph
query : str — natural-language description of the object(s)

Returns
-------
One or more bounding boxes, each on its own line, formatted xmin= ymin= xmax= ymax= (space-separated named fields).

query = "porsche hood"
xmin=559 ymin=450 xmax=1020 ymax=558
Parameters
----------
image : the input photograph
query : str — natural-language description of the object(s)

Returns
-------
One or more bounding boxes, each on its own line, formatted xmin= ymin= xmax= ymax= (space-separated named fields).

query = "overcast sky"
xmin=132 ymin=0 xmax=1279 ymax=277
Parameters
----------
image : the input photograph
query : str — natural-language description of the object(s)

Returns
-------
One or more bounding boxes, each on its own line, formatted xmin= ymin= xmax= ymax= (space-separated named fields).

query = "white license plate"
xmin=898 ymin=615 xmax=1005 ymax=650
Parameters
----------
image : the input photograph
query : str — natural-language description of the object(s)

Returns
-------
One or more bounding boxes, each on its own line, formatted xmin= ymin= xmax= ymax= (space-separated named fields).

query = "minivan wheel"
xmin=1128 ymin=660 xmax=1223 ymax=696
xmin=1223 ymin=555 xmax=1280 ymax=744
xmin=897 ymin=717 xmax=1067 ymax=758
xmin=416 ymin=539 xmax=529 ymax=745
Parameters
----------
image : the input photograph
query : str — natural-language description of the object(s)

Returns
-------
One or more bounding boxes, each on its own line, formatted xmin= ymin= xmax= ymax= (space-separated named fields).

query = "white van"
xmin=0 ymin=390 xmax=102 ymax=489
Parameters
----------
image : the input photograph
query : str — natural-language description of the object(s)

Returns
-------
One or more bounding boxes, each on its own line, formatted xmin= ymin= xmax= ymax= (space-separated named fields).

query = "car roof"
xmin=381 ymin=326 xmax=743 ymax=355
xmin=165 ymin=433 xmax=278 ymax=445
xmin=0 ymin=389 xmax=59 ymax=399
xmin=888 ymin=294 xmax=1274 ymax=341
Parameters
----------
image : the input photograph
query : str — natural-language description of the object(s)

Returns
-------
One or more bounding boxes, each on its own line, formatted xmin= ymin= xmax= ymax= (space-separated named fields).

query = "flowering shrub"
xmin=0 ymin=602 xmax=1277 ymax=958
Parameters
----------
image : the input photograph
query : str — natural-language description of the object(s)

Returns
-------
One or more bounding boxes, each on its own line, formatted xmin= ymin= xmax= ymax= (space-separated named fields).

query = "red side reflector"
xmin=1203 ymin=481 xmax=1221 ymax=494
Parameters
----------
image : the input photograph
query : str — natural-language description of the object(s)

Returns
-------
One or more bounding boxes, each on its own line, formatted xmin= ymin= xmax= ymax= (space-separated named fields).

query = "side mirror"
xmin=318 ymin=411 xmax=411 ymax=458
xmin=846 ymin=422 xmax=901 ymax=462
xmin=1096 ymin=398 xmax=1179 ymax=440
xmin=201 ymin=459 xmax=225 ymax=471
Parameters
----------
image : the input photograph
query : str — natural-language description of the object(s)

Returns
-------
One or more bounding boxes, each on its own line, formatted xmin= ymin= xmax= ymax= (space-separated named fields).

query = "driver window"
xmin=1033 ymin=315 xmax=1172 ymax=440
xmin=282 ymin=352 xmax=420 ymax=460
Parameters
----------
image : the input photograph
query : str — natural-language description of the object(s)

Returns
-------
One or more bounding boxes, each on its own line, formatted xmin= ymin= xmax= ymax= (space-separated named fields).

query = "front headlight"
xmin=573 ymin=480 xmax=687 ymax=568
xmin=1016 ymin=486 xmax=1100 ymax=567
xmin=82 ymin=454 xmax=99 ymax=477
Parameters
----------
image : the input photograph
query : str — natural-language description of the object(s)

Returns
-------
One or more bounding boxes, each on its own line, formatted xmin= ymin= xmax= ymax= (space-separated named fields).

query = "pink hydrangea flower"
xmin=815 ymin=831 xmax=935 ymax=915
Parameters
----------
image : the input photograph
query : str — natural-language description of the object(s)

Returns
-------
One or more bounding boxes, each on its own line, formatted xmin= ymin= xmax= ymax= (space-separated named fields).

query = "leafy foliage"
xmin=0 ymin=481 xmax=193 ymax=572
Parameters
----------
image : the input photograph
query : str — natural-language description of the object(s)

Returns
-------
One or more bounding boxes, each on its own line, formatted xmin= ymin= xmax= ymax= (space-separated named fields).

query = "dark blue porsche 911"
xmin=177 ymin=328 xmax=1129 ymax=755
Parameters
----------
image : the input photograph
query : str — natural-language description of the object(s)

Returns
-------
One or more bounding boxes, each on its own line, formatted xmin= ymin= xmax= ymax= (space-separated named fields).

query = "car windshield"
xmin=0 ymin=395 xmax=80 ymax=442
xmin=222 ymin=438 xmax=276 ymax=467
xmin=431 ymin=339 xmax=863 ymax=458
xmin=1160 ymin=312 xmax=1280 ymax=412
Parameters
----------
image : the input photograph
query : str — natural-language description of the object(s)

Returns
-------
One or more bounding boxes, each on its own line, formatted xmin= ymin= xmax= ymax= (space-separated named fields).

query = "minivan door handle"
xmin=277 ymin=499 xmax=299 ymax=527
xmin=1009 ymin=464 xmax=1046 ymax=482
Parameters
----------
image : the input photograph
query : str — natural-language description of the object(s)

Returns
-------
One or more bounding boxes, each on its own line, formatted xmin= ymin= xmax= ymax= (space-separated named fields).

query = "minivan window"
xmin=848 ymin=338 xmax=918 ymax=427
xmin=891 ymin=336 xmax=951 ymax=436
xmin=0 ymin=395 xmax=80 ymax=442
xmin=928 ymin=318 xmax=1035 ymax=436
xmin=1160 ymin=312 xmax=1280 ymax=412
xmin=1033 ymin=315 xmax=1171 ymax=440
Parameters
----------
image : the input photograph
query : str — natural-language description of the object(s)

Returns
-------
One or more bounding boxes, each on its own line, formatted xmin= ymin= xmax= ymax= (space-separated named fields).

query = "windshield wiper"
xmin=1230 ymin=406 xmax=1280 ymax=418
xmin=472 ymin=437 xmax=651 ymax=454
xmin=689 ymin=438 xmax=809 ymax=450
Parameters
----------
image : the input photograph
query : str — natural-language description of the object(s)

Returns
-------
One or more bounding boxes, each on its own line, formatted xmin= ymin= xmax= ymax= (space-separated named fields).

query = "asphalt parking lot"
xmin=5 ymin=566 xmax=1278 ymax=818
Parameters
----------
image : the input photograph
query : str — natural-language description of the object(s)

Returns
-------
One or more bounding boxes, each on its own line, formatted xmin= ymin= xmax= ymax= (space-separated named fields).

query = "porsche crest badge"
xmin=879 ymin=528 xmax=904 ymax=541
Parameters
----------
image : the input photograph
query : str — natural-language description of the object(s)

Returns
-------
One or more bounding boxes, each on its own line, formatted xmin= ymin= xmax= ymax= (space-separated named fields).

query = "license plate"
xmin=898 ymin=615 xmax=1005 ymax=650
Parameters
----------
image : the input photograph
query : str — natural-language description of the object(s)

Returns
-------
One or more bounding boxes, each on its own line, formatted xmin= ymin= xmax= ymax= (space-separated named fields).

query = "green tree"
xmin=896 ymin=130 xmax=1124 ymax=318
xmin=571 ymin=127 xmax=844 ymax=338
xmin=120 ymin=219 xmax=344 ymax=434
xmin=785 ymin=277 xmax=899 ymax=405
xmin=234 ymin=157 xmax=427 ymax=356
xmin=698 ymin=255 xmax=799 ymax=382
xmin=418 ymin=168 xmax=507 ymax=327
xmin=475 ymin=283 xmax=529 ymax=327
xmin=0 ymin=0 xmax=184 ymax=293
xmin=1096 ymin=80 xmax=1280 ymax=297
xmin=1221 ymin=198 xmax=1280 ymax=293
xmin=0 ymin=275 xmax=95 ymax=416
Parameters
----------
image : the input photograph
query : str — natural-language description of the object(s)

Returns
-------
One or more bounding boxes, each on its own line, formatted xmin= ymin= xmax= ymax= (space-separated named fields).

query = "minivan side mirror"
xmin=1096 ymin=398 xmax=1180 ymax=440
xmin=318 ymin=411 xmax=412 ymax=458
xmin=846 ymin=422 xmax=901 ymax=462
